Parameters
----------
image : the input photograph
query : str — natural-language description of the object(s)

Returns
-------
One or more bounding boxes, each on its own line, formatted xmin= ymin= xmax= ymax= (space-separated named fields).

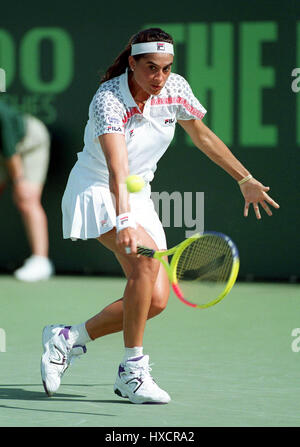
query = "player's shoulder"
xmin=164 ymin=72 xmax=192 ymax=95
xmin=93 ymin=76 xmax=124 ymax=108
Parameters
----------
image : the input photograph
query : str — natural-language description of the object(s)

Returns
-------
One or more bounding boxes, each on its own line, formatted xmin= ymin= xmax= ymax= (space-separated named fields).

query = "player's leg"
xmin=85 ymin=226 xmax=170 ymax=340
xmin=115 ymin=240 xmax=170 ymax=318
xmin=95 ymin=225 xmax=170 ymax=403
xmin=98 ymin=226 xmax=170 ymax=404
xmin=41 ymin=225 xmax=170 ymax=402
xmin=95 ymin=225 xmax=165 ymax=347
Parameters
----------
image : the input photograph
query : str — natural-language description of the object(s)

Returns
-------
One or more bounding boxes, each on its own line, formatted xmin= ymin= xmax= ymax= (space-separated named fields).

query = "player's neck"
xmin=128 ymin=72 xmax=150 ymax=105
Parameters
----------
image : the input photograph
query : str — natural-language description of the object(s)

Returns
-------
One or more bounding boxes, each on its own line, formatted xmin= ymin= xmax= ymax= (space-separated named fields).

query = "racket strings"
xmin=175 ymin=235 xmax=234 ymax=305
xmin=177 ymin=237 xmax=232 ymax=281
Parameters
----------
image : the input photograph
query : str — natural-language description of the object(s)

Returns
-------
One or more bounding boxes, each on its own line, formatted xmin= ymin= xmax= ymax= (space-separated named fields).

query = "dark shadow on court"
xmin=0 ymin=383 xmax=109 ymax=388
xmin=0 ymin=385 xmax=134 ymax=419
xmin=0 ymin=384 xmax=132 ymax=407
xmin=0 ymin=386 xmax=82 ymax=400
xmin=0 ymin=404 xmax=116 ymax=418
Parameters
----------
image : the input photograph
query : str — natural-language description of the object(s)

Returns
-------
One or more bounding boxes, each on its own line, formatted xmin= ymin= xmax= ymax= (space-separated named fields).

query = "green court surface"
xmin=0 ymin=275 xmax=299 ymax=427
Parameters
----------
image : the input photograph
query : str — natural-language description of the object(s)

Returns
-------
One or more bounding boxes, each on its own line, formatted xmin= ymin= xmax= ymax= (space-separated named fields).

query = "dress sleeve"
xmin=174 ymin=75 xmax=207 ymax=121
xmin=92 ymin=89 xmax=125 ymax=138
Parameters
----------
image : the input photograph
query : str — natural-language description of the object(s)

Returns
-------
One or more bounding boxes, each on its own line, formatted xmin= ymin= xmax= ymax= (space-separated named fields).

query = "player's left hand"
xmin=239 ymin=177 xmax=280 ymax=219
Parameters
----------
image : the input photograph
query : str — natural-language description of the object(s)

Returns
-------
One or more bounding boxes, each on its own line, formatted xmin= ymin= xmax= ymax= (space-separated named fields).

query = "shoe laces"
xmin=126 ymin=361 xmax=155 ymax=382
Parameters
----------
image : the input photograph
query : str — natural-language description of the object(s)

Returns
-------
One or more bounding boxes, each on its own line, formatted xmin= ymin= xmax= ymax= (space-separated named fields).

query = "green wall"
xmin=0 ymin=0 xmax=299 ymax=280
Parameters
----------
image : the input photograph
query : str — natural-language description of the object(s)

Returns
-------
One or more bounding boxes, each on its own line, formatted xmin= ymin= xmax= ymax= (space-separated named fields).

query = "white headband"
xmin=131 ymin=41 xmax=174 ymax=56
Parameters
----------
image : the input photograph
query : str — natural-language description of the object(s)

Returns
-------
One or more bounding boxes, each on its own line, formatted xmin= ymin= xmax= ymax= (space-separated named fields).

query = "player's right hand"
xmin=116 ymin=227 xmax=138 ymax=255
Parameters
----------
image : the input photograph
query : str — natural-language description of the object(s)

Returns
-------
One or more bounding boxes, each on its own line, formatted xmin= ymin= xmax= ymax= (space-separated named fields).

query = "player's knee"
xmin=149 ymin=301 xmax=166 ymax=317
xmin=149 ymin=287 xmax=170 ymax=317
xmin=133 ymin=256 xmax=160 ymax=283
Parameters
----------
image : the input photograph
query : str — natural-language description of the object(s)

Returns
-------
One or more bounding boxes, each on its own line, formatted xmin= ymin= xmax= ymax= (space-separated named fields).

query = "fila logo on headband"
xmin=131 ymin=42 xmax=174 ymax=56
xmin=157 ymin=42 xmax=165 ymax=51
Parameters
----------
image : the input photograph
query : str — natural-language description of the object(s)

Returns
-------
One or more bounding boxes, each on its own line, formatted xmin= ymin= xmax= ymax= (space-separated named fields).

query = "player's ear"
xmin=128 ymin=56 xmax=135 ymax=72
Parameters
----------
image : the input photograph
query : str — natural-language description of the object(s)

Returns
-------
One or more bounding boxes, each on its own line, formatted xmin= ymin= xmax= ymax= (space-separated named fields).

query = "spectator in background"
xmin=0 ymin=100 xmax=54 ymax=281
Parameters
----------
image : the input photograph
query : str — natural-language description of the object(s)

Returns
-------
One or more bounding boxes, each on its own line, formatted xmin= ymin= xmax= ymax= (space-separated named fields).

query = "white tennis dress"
xmin=62 ymin=69 xmax=206 ymax=249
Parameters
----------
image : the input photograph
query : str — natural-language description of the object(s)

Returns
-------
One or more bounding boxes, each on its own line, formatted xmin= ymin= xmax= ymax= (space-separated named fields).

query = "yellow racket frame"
xmin=150 ymin=232 xmax=240 ymax=309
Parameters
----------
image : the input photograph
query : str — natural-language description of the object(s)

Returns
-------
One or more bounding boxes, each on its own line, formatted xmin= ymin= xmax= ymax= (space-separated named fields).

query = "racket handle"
xmin=137 ymin=246 xmax=156 ymax=258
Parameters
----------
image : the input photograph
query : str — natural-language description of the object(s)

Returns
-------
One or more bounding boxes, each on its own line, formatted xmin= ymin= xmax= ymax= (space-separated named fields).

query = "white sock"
xmin=69 ymin=323 xmax=92 ymax=346
xmin=123 ymin=346 xmax=144 ymax=363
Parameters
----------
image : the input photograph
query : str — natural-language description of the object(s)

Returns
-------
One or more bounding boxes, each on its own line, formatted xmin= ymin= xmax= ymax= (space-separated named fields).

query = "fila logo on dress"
xmin=107 ymin=125 xmax=122 ymax=132
xmin=164 ymin=118 xmax=175 ymax=125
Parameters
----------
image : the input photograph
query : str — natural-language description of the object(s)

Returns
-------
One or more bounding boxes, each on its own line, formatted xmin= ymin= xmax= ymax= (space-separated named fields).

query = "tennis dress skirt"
xmin=62 ymin=161 xmax=167 ymax=250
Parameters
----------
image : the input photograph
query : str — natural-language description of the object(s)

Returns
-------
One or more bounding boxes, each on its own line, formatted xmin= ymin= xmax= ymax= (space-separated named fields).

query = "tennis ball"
xmin=126 ymin=175 xmax=145 ymax=193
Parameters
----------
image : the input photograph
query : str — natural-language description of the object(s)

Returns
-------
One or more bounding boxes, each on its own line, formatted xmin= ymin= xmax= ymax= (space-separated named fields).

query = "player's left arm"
xmin=178 ymin=118 xmax=280 ymax=219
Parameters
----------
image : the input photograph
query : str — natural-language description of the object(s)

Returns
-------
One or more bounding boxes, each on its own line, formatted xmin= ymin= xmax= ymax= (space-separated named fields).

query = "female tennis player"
xmin=41 ymin=28 xmax=279 ymax=404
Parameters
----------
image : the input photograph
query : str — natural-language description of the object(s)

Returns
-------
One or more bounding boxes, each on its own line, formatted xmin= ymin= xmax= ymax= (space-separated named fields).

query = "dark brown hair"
xmin=100 ymin=28 xmax=174 ymax=84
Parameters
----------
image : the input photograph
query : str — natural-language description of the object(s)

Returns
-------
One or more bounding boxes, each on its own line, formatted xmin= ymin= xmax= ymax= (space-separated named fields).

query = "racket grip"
xmin=137 ymin=246 xmax=156 ymax=258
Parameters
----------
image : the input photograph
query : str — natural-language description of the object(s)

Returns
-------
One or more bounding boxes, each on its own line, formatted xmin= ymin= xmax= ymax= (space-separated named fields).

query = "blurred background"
xmin=0 ymin=0 xmax=299 ymax=281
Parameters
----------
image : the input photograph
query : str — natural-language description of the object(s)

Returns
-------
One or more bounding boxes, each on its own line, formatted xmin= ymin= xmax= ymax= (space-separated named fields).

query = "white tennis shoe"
xmin=14 ymin=255 xmax=54 ymax=282
xmin=114 ymin=355 xmax=171 ymax=404
xmin=41 ymin=325 xmax=87 ymax=396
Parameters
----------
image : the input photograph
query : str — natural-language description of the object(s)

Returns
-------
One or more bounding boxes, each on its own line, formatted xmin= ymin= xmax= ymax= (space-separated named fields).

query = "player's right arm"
xmin=98 ymin=133 xmax=138 ymax=254
xmin=179 ymin=119 xmax=280 ymax=219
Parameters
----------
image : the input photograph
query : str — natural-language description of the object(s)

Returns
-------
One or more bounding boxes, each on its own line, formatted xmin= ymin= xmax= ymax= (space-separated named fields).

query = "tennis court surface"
xmin=0 ymin=275 xmax=299 ymax=427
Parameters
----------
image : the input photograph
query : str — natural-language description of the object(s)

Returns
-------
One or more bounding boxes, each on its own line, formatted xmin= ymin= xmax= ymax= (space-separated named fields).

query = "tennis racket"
xmin=137 ymin=232 xmax=240 ymax=309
